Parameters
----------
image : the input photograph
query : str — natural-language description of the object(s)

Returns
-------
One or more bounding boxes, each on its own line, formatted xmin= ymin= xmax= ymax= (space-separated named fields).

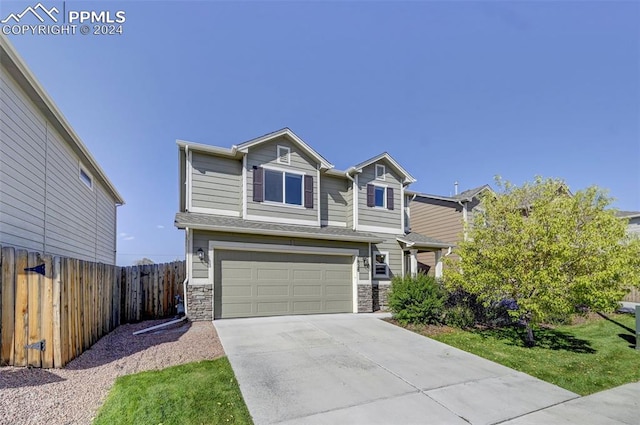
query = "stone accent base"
xmin=357 ymin=283 xmax=373 ymax=313
xmin=373 ymin=282 xmax=391 ymax=312
xmin=186 ymin=284 xmax=213 ymax=321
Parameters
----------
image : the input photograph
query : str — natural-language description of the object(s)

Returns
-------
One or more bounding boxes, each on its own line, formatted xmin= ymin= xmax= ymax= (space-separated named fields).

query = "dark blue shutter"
xmin=253 ymin=167 xmax=264 ymax=202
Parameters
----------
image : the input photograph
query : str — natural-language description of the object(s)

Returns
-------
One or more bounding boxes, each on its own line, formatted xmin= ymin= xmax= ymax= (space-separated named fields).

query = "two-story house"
xmin=617 ymin=211 xmax=640 ymax=238
xmin=175 ymin=128 xmax=450 ymax=320
xmin=408 ymin=185 xmax=491 ymax=276
xmin=0 ymin=35 xmax=124 ymax=264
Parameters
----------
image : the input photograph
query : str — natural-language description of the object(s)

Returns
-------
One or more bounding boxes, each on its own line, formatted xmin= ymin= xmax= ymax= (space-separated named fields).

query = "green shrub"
xmin=444 ymin=305 xmax=475 ymax=329
xmin=388 ymin=274 xmax=446 ymax=325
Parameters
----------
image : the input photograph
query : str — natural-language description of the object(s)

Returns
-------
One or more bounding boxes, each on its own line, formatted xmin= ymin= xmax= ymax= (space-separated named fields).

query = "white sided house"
xmin=0 ymin=35 xmax=124 ymax=264
xmin=175 ymin=128 xmax=451 ymax=320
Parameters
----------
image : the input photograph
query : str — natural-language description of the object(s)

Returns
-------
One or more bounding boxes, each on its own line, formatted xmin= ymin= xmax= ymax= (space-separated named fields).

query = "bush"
xmin=388 ymin=274 xmax=446 ymax=325
xmin=444 ymin=305 xmax=475 ymax=328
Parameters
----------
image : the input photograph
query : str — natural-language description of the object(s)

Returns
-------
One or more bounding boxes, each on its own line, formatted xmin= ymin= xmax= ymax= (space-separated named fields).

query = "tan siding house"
xmin=0 ymin=35 xmax=124 ymax=264
xmin=408 ymin=186 xmax=490 ymax=275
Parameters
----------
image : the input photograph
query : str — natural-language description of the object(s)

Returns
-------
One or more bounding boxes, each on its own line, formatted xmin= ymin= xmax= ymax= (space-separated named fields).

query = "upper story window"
xmin=253 ymin=166 xmax=314 ymax=208
xmin=79 ymin=165 xmax=93 ymax=190
xmin=374 ymin=186 xmax=385 ymax=207
xmin=367 ymin=184 xmax=394 ymax=210
xmin=265 ymin=169 xmax=302 ymax=205
xmin=277 ymin=145 xmax=291 ymax=165
xmin=375 ymin=164 xmax=385 ymax=180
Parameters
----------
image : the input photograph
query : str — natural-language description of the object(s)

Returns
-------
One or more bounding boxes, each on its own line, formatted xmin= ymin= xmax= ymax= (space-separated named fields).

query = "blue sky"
xmin=4 ymin=1 xmax=639 ymax=265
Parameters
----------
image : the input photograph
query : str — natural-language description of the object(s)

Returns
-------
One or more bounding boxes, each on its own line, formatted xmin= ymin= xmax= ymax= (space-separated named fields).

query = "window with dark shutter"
xmin=304 ymin=175 xmax=314 ymax=208
xmin=387 ymin=187 xmax=394 ymax=210
xmin=253 ymin=167 xmax=264 ymax=202
xmin=367 ymin=184 xmax=375 ymax=207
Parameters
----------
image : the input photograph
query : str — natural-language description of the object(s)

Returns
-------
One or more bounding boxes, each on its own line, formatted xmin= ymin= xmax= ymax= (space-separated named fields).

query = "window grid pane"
xmin=374 ymin=187 xmax=385 ymax=207
xmin=285 ymin=173 xmax=302 ymax=205
xmin=264 ymin=170 xmax=283 ymax=202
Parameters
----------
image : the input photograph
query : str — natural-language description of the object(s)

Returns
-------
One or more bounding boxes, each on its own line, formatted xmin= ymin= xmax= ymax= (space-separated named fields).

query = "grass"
xmin=402 ymin=313 xmax=640 ymax=396
xmin=93 ymin=357 xmax=253 ymax=425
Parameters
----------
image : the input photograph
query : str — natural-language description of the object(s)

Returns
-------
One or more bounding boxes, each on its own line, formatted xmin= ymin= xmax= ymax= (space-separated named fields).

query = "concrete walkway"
xmin=215 ymin=314 xmax=584 ymax=424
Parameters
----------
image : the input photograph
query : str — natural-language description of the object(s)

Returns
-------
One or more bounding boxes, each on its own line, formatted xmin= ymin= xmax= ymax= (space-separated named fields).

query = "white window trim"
xmin=373 ymin=250 xmax=390 ymax=278
xmin=242 ymin=155 xmax=247 ymax=218
xmin=375 ymin=164 xmax=386 ymax=181
xmin=263 ymin=166 xmax=305 ymax=207
xmin=78 ymin=163 xmax=94 ymax=191
xmin=277 ymin=145 xmax=291 ymax=165
xmin=371 ymin=183 xmax=387 ymax=209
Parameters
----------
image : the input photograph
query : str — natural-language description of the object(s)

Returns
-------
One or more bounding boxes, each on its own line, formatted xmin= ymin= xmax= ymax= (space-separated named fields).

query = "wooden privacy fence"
xmin=0 ymin=246 xmax=185 ymax=368
xmin=624 ymin=287 xmax=640 ymax=303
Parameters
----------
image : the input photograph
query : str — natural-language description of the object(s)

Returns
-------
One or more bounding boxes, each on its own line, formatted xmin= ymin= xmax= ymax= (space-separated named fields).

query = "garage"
xmin=213 ymin=250 xmax=354 ymax=319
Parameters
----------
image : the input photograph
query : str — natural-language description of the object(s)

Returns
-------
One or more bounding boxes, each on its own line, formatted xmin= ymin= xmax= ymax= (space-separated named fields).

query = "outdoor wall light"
xmin=362 ymin=257 xmax=369 ymax=268
xmin=196 ymin=248 xmax=205 ymax=261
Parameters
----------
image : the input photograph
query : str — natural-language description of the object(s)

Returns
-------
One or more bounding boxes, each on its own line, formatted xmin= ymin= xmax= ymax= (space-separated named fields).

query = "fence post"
xmin=1 ymin=247 xmax=16 ymax=366
xmin=636 ymin=305 xmax=640 ymax=350
xmin=52 ymin=257 xmax=62 ymax=368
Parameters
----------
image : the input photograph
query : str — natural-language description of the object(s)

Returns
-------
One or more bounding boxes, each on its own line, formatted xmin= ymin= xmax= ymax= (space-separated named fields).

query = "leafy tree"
xmin=444 ymin=177 xmax=640 ymax=346
xmin=134 ymin=257 xmax=155 ymax=266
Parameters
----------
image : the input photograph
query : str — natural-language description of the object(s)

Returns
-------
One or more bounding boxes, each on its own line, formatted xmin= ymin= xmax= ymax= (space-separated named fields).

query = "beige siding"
xmin=411 ymin=198 xmax=463 ymax=273
xmin=246 ymin=137 xmax=318 ymax=223
xmin=192 ymin=230 xmax=369 ymax=280
xmin=0 ymin=64 xmax=118 ymax=264
xmin=320 ymin=175 xmax=348 ymax=226
xmin=0 ymin=65 xmax=46 ymax=251
xmin=95 ymin=185 xmax=116 ymax=263
xmin=357 ymin=162 xmax=402 ymax=231
xmin=346 ymin=182 xmax=354 ymax=229
xmin=43 ymin=128 xmax=98 ymax=260
xmin=191 ymin=152 xmax=241 ymax=214
xmin=370 ymin=234 xmax=403 ymax=280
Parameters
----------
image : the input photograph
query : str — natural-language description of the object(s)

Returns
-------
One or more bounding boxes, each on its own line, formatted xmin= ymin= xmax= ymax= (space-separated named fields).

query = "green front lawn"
xmin=408 ymin=313 xmax=639 ymax=395
xmin=93 ymin=357 xmax=253 ymax=425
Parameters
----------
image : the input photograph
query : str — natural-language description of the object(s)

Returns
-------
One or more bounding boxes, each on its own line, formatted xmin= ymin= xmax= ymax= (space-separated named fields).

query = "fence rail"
xmin=0 ymin=246 xmax=184 ymax=368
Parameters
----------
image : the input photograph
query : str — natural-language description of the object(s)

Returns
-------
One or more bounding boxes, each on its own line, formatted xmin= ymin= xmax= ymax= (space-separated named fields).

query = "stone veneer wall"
xmin=357 ymin=283 xmax=373 ymax=313
xmin=186 ymin=284 xmax=213 ymax=321
xmin=373 ymin=282 xmax=391 ymax=312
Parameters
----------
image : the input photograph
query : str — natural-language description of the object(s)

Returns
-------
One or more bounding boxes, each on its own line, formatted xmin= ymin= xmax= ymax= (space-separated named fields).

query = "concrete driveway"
xmin=215 ymin=313 xmax=580 ymax=424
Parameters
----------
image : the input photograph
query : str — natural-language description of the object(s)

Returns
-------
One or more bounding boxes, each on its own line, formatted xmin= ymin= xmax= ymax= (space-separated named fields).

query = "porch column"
xmin=434 ymin=249 xmax=443 ymax=279
xmin=409 ymin=249 xmax=418 ymax=278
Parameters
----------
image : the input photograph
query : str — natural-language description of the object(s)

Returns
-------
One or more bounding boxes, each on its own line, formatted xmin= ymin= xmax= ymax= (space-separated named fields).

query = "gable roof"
xmin=0 ymin=35 xmax=124 ymax=205
xmin=411 ymin=184 xmax=492 ymax=204
xmin=616 ymin=211 xmax=640 ymax=219
xmin=235 ymin=128 xmax=334 ymax=170
xmin=452 ymin=184 xmax=492 ymax=201
xmin=352 ymin=152 xmax=416 ymax=184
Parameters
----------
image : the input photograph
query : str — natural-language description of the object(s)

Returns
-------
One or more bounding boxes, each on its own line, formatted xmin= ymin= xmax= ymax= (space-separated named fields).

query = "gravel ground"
xmin=0 ymin=319 xmax=224 ymax=425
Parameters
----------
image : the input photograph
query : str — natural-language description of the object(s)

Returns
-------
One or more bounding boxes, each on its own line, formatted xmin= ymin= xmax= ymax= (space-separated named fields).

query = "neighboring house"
xmin=408 ymin=185 xmax=491 ymax=275
xmin=175 ymin=128 xmax=450 ymax=320
xmin=616 ymin=211 xmax=640 ymax=238
xmin=0 ymin=35 xmax=124 ymax=264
